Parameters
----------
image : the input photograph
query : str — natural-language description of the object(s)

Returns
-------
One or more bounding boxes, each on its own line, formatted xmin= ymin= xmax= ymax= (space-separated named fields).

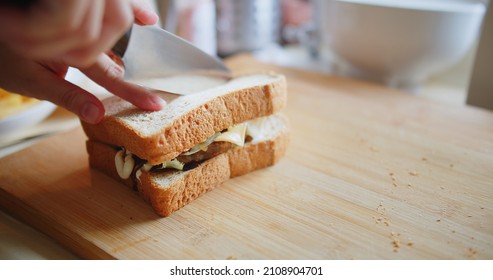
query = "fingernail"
xmin=81 ymin=102 xmax=102 ymax=124
xmin=149 ymin=95 xmax=166 ymax=110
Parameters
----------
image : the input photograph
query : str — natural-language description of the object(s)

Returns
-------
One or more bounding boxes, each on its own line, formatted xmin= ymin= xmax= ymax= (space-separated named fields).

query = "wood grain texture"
xmin=0 ymin=55 xmax=492 ymax=259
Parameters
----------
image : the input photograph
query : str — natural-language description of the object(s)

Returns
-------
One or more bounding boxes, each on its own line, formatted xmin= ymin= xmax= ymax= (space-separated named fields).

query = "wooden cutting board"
xmin=1 ymin=55 xmax=492 ymax=259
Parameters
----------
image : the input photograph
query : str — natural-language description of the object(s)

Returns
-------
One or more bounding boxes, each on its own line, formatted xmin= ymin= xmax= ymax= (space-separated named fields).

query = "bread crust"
xmin=86 ymin=114 xmax=289 ymax=217
xmin=82 ymin=73 xmax=287 ymax=165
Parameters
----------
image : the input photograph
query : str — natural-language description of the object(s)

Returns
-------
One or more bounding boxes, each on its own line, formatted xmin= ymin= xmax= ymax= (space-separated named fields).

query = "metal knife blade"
xmin=112 ymin=24 xmax=232 ymax=93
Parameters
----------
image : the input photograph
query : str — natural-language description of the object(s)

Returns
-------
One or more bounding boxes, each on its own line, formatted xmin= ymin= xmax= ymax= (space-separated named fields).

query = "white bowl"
xmin=317 ymin=0 xmax=486 ymax=91
xmin=0 ymin=101 xmax=57 ymax=136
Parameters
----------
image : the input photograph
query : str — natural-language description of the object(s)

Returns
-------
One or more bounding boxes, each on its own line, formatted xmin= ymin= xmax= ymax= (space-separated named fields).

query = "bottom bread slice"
xmin=86 ymin=114 xmax=289 ymax=217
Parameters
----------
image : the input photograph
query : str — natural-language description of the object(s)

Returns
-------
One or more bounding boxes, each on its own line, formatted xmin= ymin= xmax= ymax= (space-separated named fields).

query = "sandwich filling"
xmin=114 ymin=116 xmax=275 ymax=181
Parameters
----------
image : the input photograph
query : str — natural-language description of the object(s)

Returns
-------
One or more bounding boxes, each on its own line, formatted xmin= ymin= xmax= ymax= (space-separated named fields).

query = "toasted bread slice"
xmin=81 ymin=73 xmax=287 ymax=165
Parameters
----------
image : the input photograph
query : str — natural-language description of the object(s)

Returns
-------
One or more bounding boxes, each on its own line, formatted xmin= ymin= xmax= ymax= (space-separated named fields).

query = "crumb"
xmin=407 ymin=241 xmax=414 ymax=246
xmin=409 ymin=171 xmax=418 ymax=176
xmin=421 ymin=157 xmax=428 ymax=161
xmin=376 ymin=202 xmax=386 ymax=213
xmin=466 ymin=248 xmax=477 ymax=258
xmin=452 ymin=230 xmax=456 ymax=233
xmin=392 ymin=237 xmax=401 ymax=252
xmin=468 ymin=215 xmax=473 ymax=218
xmin=436 ymin=219 xmax=441 ymax=222
xmin=440 ymin=186 xmax=445 ymax=190
xmin=226 ymin=256 xmax=237 ymax=260
xmin=389 ymin=173 xmax=398 ymax=187
xmin=450 ymin=164 xmax=454 ymax=168
xmin=480 ymin=207 xmax=485 ymax=210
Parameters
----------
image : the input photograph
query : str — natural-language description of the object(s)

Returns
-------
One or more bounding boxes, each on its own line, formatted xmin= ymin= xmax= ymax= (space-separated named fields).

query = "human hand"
xmin=0 ymin=0 xmax=165 ymax=124
xmin=0 ymin=0 xmax=158 ymax=67
xmin=0 ymin=43 xmax=165 ymax=124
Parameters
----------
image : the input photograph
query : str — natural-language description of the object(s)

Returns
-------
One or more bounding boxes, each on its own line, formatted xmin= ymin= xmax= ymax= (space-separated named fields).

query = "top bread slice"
xmin=81 ymin=73 xmax=287 ymax=165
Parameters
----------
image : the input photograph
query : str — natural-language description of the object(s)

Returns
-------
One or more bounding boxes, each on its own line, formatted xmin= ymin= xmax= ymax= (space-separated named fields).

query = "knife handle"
xmin=112 ymin=26 xmax=133 ymax=58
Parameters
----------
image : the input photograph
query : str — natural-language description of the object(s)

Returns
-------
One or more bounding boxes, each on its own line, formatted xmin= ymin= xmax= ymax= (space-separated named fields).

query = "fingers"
xmin=0 ymin=0 xmax=93 ymax=59
xmin=0 ymin=43 xmax=105 ymax=124
xmin=131 ymin=0 xmax=159 ymax=25
xmin=26 ymin=64 xmax=105 ymax=124
xmin=0 ymin=1 xmax=85 ymax=40
xmin=14 ymin=1 xmax=104 ymax=66
xmin=0 ymin=0 xmax=135 ymax=68
xmin=0 ymin=0 xmax=159 ymax=67
xmin=0 ymin=0 xmax=163 ymax=124
xmin=64 ymin=0 xmax=159 ymax=66
xmin=62 ymin=0 xmax=133 ymax=67
xmin=81 ymin=53 xmax=166 ymax=111
xmin=45 ymin=79 xmax=106 ymax=124
xmin=28 ymin=69 xmax=105 ymax=124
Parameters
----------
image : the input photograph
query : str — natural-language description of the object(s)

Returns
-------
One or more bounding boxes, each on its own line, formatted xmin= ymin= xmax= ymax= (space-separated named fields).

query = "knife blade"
xmin=112 ymin=24 xmax=232 ymax=94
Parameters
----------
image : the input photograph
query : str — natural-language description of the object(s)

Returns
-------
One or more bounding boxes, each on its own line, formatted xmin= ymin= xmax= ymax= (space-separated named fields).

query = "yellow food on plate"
xmin=0 ymin=88 xmax=40 ymax=119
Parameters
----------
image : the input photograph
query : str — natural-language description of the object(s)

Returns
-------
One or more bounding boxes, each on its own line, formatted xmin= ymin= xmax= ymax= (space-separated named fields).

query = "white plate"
xmin=0 ymin=101 xmax=57 ymax=136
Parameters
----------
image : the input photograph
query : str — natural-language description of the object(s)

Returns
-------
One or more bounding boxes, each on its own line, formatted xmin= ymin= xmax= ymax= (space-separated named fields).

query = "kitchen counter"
xmin=0 ymin=54 xmax=491 ymax=259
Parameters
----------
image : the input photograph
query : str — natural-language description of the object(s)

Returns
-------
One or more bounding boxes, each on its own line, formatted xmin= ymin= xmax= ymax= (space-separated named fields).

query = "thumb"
xmin=131 ymin=0 xmax=159 ymax=25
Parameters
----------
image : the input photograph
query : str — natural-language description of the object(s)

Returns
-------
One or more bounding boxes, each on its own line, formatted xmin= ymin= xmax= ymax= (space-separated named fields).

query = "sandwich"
xmin=81 ymin=73 xmax=289 ymax=217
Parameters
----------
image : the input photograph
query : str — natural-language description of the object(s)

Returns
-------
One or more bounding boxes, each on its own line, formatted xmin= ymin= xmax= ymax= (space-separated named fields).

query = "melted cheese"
xmin=214 ymin=123 xmax=247 ymax=147
xmin=116 ymin=117 xmax=273 ymax=179
xmin=246 ymin=116 xmax=275 ymax=144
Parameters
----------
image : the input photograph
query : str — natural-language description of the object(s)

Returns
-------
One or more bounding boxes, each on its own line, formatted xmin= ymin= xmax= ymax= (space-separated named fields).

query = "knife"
xmin=112 ymin=24 xmax=232 ymax=92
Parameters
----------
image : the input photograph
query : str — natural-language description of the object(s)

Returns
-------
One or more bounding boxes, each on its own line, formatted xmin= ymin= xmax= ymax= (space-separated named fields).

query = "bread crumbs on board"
xmin=467 ymin=248 xmax=477 ymax=258
xmin=391 ymin=232 xmax=401 ymax=252
xmin=389 ymin=172 xmax=398 ymax=187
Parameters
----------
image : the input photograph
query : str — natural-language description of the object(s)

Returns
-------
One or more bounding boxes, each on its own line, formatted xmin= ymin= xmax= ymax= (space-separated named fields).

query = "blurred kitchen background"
xmin=152 ymin=0 xmax=491 ymax=107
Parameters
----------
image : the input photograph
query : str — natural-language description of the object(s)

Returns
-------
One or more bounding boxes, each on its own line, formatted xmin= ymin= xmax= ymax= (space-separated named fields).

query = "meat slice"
xmin=177 ymin=142 xmax=235 ymax=164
